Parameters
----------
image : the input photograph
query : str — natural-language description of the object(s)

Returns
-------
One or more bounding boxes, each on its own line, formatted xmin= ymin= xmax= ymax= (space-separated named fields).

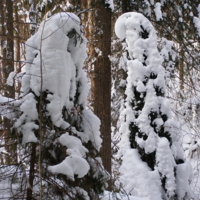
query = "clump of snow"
xmin=154 ymin=3 xmax=163 ymax=21
xmin=100 ymin=191 xmax=150 ymax=200
xmin=50 ymin=133 xmax=90 ymax=179
xmin=58 ymin=132 xmax=88 ymax=157
xmin=15 ymin=93 xmax=38 ymax=144
xmin=48 ymin=155 xmax=90 ymax=180
xmin=0 ymin=95 xmax=13 ymax=104
xmin=156 ymin=137 xmax=176 ymax=197
xmin=120 ymin=149 xmax=162 ymax=200
xmin=105 ymin=0 xmax=114 ymax=11
xmin=198 ymin=4 xmax=200 ymax=18
xmin=193 ymin=16 xmax=200 ymax=37
xmin=176 ymin=161 xmax=192 ymax=199
xmin=6 ymin=71 xmax=17 ymax=86
xmin=17 ymin=12 xmax=89 ymax=143
xmin=82 ymin=109 xmax=102 ymax=151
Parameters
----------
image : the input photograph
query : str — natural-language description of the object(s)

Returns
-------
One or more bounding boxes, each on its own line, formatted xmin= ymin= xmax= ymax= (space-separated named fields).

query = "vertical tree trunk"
xmin=79 ymin=0 xmax=112 ymax=189
xmin=80 ymin=1 xmax=112 ymax=180
xmin=179 ymin=49 xmax=184 ymax=91
xmin=4 ymin=0 xmax=14 ymax=97
xmin=80 ymin=0 xmax=96 ymax=108
xmin=27 ymin=2 xmax=37 ymax=198
xmin=0 ymin=0 xmax=6 ymax=89
xmin=93 ymin=1 xmax=112 ymax=184
xmin=14 ymin=4 xmax=22 ymax=96
xmin=122 ymin=0 xmax=131 ymax=12
xmin=29 ymin=0 xmax=36 ymax=35
xmin=26 ymin=143 xmax=36 ymax=200
xmin=1 ymin=0 xmax=16 ymax=165
xmin=0 ymin=0 xmax=7 ymax=165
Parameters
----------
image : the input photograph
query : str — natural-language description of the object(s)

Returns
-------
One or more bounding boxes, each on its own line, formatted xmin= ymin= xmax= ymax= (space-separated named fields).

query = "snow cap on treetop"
xmin=115 ymin=12 xmax=154 ymax=40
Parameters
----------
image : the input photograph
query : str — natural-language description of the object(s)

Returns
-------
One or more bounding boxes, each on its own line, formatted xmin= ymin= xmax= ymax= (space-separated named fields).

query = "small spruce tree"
xmin=115 ymin=12 xmax=192 ymax=200
xmin=14 ymin=12 xmax=108 ymax=200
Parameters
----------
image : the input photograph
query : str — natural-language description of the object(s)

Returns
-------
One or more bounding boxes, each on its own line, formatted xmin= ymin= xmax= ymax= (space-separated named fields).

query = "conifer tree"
xmin=92 ymin=0 xmax=112 ymax=181
xmin=115 ymin=12 xmax=192 ymax=200
xmin=12 ymin=12 xmax=108 ymax=200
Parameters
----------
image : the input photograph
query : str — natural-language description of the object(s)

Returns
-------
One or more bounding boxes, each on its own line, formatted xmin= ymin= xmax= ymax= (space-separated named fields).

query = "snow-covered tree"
xmin=12 ymin=12 xmax=108 ymax=200
xmin=115 ymin=12 xmax=192 ymax=200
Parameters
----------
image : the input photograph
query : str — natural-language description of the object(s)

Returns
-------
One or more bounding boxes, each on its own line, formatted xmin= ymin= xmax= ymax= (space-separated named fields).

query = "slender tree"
xmin=115 ymin=12 xmax=192 ymax=200
xmin=92 ymin=0 xmax=112 ymax=180
xmin=0 ymin=0 xmax=17 ymax=165
xmin=75 ymin=0 xmax=112 ymax=185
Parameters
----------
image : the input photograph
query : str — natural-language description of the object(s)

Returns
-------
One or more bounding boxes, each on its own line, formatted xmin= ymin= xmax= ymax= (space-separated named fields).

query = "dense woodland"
xmin=0 ymin=0 xmax=200 ymax=200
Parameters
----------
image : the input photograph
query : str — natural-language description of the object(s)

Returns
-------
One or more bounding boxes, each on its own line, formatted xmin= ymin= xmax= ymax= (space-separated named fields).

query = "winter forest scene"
xmin=0 ymin=0 xmax=200 ymax=200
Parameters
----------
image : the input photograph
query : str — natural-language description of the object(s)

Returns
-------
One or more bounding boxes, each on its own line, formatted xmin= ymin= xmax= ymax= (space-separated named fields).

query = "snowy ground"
xmin=100 ymin=191 xmax=149 ymax=200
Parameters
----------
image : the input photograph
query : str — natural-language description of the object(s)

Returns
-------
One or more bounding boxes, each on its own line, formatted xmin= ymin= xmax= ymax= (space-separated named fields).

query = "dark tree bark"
xmin=93 ymin=0 xmax=112 ymax=182
xmin=29 ymin=0 xmax=36 ymax=35
xmin=26 ymin=143 xmax=36 ymax=200
xmin=80 ymin=1 xmax=112 ymax=179
xmin=122 ymin=0 xmax=131 ymax=12
xmin=0 ymin=0 xmax=17 ymax=165
xmin=27 ymin=2 xmax=37 ymax=198
xmin=14 ymin=4 xmax=22 ymax=96
xmin=4 ymin=0 xmax=14 ymax=98
xmin=0 ymin=0 xmax=6 ymax=89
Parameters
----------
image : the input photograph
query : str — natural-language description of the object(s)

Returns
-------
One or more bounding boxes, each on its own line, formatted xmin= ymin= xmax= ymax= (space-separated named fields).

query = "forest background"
xmin=0 ymin=0 xmax=200 ymax=200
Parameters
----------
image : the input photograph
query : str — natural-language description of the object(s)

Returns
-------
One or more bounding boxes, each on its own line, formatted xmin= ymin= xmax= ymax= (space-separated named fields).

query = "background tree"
xmin=74 ymin=0 xmax=113 ymax=182
xmin=92 ymin=0 xmax=112 ymax=180
xmin=0 ymin=0 xmax=17 ymax=165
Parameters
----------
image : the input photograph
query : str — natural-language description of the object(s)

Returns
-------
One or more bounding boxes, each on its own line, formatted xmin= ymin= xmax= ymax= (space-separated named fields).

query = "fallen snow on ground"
xmin=100 ymin=191 xmax=149 ymax=200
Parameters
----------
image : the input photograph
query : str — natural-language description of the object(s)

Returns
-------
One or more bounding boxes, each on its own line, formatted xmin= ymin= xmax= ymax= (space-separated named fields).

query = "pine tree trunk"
xmin=93 ymin=0 xmax=112 ymax=185
xmin=81 ymin=0 xmax=96 ymax=107
xmin=4 ymin=0 xmax=14 ymax=97
xmin=0 ymin=0 xmax=6 ymax=164
xmin=81 ymin=1 xmax=112 ymax=181
xmin=1 ymin=0 xmax=17 ymax=165
xmin=179 ymin=49 xmax=184 ymax=91
xmin=29 ymin=0 xmax=36 ymax=35
xmin=122 ymin=0 xmax=131 ymax=12
xmin=14 ymin=4 xmax=22 ymax=96
xmin=27 ymin=143 xmax=36 ymax=200
xmin=27 ymin=2 xmax=37 ymax=198
xmin=0 ymin=0 xmax=6 ymax=89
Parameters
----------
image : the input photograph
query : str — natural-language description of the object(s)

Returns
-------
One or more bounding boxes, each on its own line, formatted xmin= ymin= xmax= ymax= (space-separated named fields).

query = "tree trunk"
xmin=27 ymin=143 xmax=36 ymax=200
xmin=122 ymin=0 xmax=131 ymax=12
xmin=0 ymin=0 xmax=6 ymax=89
xmin=29 ymin=0 xmax=36 ymax=35
xmin=80 ymin=1 xmax=112 ymax=181
xmin=93 ymin=0 xmax=112 ymax=185
xmin=4 ymin=0 xmax=14 ymax=98
xmin=14 ymin=4 xmax=22 ymax=96
xmin=179 ymin=49 xmax=184 ymax=91
xmin=0 ymin=0 xmax=17 ymax=165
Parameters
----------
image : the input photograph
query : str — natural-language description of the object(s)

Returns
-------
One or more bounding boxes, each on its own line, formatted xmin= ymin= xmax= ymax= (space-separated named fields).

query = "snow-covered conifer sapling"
xmin=115 ymin=12 xmax=192 ymax=200
xmin=14 ymin=12 xmax=108 ymax=200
